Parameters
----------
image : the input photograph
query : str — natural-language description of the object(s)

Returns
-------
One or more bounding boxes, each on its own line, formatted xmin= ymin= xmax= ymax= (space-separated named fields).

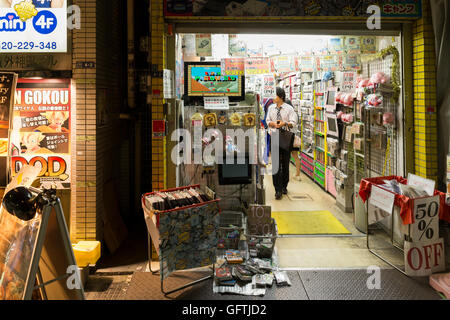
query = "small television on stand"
xmin=325 ymin=87 xmax=337 ymax=113
xmin=184 ymin=61 xmax=246 ymax=105
xmin=218 ymin=153 xmax=252 ymax=185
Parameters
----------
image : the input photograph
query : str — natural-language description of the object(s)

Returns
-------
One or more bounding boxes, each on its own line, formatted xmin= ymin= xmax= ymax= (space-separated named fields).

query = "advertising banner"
xmin=10 ymin=78 xmax=71 ymax=189
xmin=228 ymin=34 xmax=246 ymax=57
xmin=0 ymin=0 xmax=67 ymax=53
xmin=195 ymin=34 xmax=212 ymax=57
xmin=245 ymin=57 xmax=270 ymax=75
xmin=221 ymin=58 xmax=245 ymax=76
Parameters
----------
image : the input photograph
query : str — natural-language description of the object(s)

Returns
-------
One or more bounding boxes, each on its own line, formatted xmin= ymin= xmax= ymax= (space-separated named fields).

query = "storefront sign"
xmin=404 ymin=238 xmax=446 ymax=276
xmin=195 ymin=34 xmax=212 ymax=57
xmin=10 ymin=78 xmax=71 ymax=189
xmin=221 ymin=58 xmax=245 ymax=76
xmin=164 ymin=1 xmax=422 ymax=18
xmin=245 ymin=57 xmax=270 ymax=75
xmin=410 ymin=196 xmax=440 ymax=242
xmin=204 ymin=96 xmax=229 ymax=110
xmin=0 ymin=0 xmax=67 ymax=53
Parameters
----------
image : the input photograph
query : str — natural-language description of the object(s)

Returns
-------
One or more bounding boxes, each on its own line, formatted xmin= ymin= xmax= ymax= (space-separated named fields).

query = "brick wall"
xmin=413 ymin=0 xmax=439 ymax=181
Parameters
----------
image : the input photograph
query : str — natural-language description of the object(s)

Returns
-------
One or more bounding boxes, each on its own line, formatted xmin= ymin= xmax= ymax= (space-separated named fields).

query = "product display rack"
xmin=299 ymin=72 xmax=315 ymax=180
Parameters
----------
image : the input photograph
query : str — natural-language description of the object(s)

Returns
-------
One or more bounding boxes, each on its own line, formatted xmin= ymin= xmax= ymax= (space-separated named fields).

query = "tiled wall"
xmin=71 ymin=0 xmax=123 ymax=241
xmin=150 ymin=0 xmax=167 ymax=191
xmin=413 ymin=0 xmax=438 ymax=181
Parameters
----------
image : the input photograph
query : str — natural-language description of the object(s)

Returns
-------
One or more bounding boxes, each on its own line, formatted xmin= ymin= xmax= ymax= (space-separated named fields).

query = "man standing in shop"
xmin=267 ymin=87 xmax=297 ymax=200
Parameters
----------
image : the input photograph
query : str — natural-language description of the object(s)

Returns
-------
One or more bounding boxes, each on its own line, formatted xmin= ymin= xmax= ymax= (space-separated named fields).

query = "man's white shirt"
xmin=266 ymin=103 xmax=297 ymax=135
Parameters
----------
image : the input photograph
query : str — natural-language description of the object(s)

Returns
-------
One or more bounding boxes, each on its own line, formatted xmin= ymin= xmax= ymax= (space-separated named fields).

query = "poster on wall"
xmin=361 ymin=36 xmax=377 ymax=54
xmin=165 ymin=1 xmax=422 ymax=18
xmin=342 ymin=71 xmax=357 ymax=91
xmin=229 ymin=35 xmax=247 ymax=57
xmin=0 ymin=72 xmax=17 ymax=187
xmin=221 ymin=58 xmax=245 ymax=76
xmin=272 ymin=56 xmax=291 ymax=74
xmin=0 ymin=0 xmax=67 ymax=53
xmin=328 ymin=37 xmax=344 ymax=55
xmin=10 ymin=78 xmax=71 ymax=189
xmin=245 ymin=57 xmax=270 ymax=75
xmin=300 ymin=56 xmax=314 ymax=72
xmin=262 ymin=75 xmax=276 ymax=99
xmin=320 ymin=55 xmax=340 ymax=72
xmin=195 ymin=34 xmax=212 ymax=57
xmin=343 ymin=54 xmax=361 ymax=71
xmin=344 ymin=36 xmax=361 ymax=54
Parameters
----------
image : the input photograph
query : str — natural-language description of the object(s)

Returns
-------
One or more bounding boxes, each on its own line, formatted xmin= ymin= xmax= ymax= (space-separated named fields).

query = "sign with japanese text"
xmin=245 ymin=57 xmax=270 ymax=75
xmin=300 ymin=56 xmax=314 ymax=72
xmin=342 ymin=71 xmax=357 ymax=91
xmin=0 ymin=72 xmax=17 ymax=187
xmin=361 ymin=36 xmax=377 ymax=54
xmin=272 ymin=56 xmax=291 ymax=74
xmin=404 ymin=238 xmax=446 ymax=276
xmin=221 ymin=58 xmax=245 ymax=76
xmin=204 ymin=96 xmax=229 ymax=110
xmin=10 ymin=78 xmax=71 ymax=189
xmin=0 ymin=0 xmax=67 ymax=53
xmin=164 ymin=1 xmax=422 ymax=19
xmin=262 ymin=75 xmax=276 ymax=99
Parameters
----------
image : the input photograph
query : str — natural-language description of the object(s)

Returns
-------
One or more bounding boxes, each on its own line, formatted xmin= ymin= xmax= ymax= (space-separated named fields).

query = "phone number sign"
xmin=0 ymin=1 xmax=67 ymax=53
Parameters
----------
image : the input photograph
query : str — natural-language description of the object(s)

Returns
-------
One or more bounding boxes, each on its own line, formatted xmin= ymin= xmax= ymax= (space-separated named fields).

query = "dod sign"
xmin=0 ymin=0 xmax=67 ymax=53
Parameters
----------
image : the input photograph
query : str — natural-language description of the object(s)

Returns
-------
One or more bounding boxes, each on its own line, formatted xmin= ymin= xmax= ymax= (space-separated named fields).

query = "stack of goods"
xmin=144 ymin=187 xmax=211 ymax=211
xmin=225 ymin=250 xmax=244 ymax=264
xmin=247 ymin=237 xmax=275 ymax=259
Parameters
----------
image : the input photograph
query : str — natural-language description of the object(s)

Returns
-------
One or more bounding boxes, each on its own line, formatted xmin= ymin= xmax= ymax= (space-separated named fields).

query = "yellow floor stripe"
xmin=272 ymin=211 xmax=351 ymax=235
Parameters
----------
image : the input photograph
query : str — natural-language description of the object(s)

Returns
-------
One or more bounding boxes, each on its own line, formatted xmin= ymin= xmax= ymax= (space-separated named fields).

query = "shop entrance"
xmin=170 ymin=28 xmax=408 ymax=268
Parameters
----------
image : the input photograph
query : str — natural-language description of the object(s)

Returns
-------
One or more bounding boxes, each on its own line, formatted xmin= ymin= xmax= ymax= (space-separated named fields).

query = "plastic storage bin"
xmin=72 ymin=241 xmax=101 ymax=268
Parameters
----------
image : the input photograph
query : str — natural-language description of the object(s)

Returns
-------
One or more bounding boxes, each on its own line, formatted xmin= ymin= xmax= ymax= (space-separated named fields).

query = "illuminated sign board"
xmin=0 ymin=0 xmax=67 ymax=53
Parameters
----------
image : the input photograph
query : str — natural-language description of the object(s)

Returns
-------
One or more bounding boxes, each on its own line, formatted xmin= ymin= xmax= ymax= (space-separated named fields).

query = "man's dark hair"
xmin=276 ymin=87 xmax=286 ymax=102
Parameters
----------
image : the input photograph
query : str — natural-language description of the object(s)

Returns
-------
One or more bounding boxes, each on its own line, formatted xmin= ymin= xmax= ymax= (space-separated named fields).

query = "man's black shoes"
xmin=275 ymin=192 xmax=283 ymax=200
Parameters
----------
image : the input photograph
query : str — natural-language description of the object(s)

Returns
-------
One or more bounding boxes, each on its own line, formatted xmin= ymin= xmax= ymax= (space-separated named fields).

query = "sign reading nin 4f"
xmin=0 ymin=0 xmax=67 ymax=53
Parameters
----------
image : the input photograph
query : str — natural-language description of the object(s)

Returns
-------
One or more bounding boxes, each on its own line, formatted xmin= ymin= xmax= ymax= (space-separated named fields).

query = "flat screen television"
xmin=184 ymin=62 xmax=245 ymax=102
xmin=326 ymin=113 xmax=339 ymax=138
xmin=218 ymin=154 xmax=252 ymax=185
xmin=325 ymin=87 xmax=337 ymax=113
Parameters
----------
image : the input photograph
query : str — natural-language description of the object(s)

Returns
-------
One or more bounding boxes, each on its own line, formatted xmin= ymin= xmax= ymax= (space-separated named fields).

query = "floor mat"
xmin=272 ymin=211 xmax=351 ymax=235
xmin=123 ymin=271 xmax=308 ymax=300
xmin=286 ymin=193 xmax=313 ymax=201
xmin=298 ymin=269 xmax=442 ymax=300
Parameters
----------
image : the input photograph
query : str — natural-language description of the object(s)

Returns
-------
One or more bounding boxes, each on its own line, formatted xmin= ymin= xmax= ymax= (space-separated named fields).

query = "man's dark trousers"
xmin=273 ymin=146 xmax=291 ymax=193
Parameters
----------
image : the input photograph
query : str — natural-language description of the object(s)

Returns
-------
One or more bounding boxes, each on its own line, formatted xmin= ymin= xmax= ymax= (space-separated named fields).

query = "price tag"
xmin=247 ymin=205 xmax=272 ymax=236
xmin=204 ymin=97 xmax=229 ymax=110
xmin=410 ymin=196 xmax=440 ymax=242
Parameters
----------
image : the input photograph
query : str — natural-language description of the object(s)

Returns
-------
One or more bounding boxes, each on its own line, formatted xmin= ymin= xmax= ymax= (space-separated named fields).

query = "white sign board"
xmin=204 ymin=97 xmax=229 ymax=110
xmin=407 ymin=173 xmax=435 ymax=197
xmin=262 ymin=75 xmax=276 ymax=99
xmin=370 ymin=185 xmax=395 ymax=213
xmin=410 ymin=195 xmax=440 ymax=242
xmin=0 ymin=0 xmax=67 ymax=53
xmin=404 ymin=238 xmax=446 ymax=276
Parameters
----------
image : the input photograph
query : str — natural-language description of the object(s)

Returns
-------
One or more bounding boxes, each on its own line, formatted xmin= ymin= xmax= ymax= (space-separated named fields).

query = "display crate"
xmin=245 ymin=219 xmax=278 ymax=259
xmin=218 ymin=211 xmax=245 ymax=250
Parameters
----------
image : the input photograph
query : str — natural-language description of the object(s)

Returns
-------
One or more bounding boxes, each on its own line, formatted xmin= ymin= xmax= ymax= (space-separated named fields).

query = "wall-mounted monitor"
xmin=326 ymin=113 xmax=339 ymax=138
xmin=325 ymin=87 xmax=337 ymax=113
xmin=218 ymin=153 xmax=252 ymax=185
xmin=184 ymin=62 xmax=245 ymax=103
